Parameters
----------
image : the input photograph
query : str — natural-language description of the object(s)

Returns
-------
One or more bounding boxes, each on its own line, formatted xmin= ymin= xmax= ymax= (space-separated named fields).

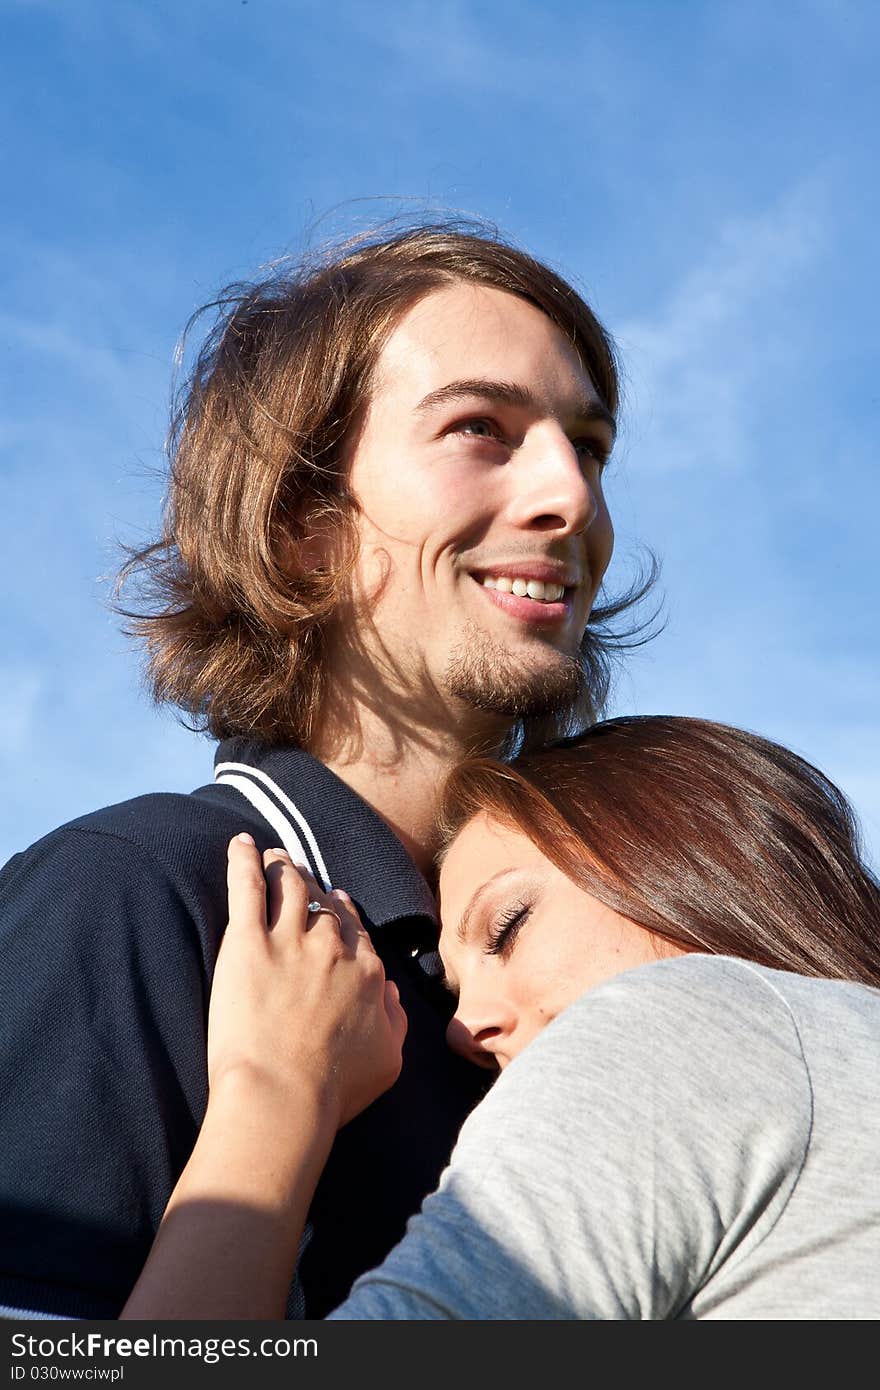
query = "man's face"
xmin=333 ymin=281 xmax=616 ymax=731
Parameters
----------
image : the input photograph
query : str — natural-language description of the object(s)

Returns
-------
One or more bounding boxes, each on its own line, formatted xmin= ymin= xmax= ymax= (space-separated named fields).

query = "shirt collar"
xmin=214 ymin=738 xmax=439 ymax=928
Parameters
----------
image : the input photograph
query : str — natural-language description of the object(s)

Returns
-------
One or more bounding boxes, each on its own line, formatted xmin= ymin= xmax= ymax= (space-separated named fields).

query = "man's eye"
xmin=573 ymin=437 xmax=610 ymax=466
xmin=485 ymin=900 xmax=531 ymax=958
xmin=455 ymin=418 xmax=501 ymax=440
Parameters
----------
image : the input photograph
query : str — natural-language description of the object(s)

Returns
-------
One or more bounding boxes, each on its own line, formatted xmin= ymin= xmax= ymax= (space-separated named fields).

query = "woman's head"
xmin=437 ymin=716 xmax=880 ymax=1067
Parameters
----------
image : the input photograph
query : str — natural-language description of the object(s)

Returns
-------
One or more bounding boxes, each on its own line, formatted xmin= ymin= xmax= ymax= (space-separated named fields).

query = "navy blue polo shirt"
xmin=0 ymin=739 xmax=488 ymax=1319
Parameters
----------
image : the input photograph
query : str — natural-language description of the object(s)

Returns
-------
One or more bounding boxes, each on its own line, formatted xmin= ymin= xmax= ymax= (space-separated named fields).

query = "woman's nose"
xmin=445 ymin=1013 xmax=504 ymax=1071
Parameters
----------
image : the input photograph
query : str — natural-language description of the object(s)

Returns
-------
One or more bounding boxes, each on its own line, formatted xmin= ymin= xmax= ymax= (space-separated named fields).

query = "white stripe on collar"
xmin=214 ymin=761 xmax=333 ymax=892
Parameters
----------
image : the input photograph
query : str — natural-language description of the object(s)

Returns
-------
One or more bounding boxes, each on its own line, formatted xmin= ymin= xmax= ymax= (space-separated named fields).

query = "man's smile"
xmin=465 ymin=560 xmax=583 ymax=628
xmin=471 ymin=574 xmax=575 ymax=626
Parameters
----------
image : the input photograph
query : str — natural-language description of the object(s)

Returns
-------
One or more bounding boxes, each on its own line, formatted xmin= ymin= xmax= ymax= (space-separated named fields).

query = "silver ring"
xmin=306 ymin=899 xmax=342 ymax=929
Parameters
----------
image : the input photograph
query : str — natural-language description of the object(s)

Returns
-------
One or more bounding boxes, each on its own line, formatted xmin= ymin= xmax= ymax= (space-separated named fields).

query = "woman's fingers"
xmin=226 ymin=833 xmax=268 ymax=934
xmin=383 ymin=978 xmax=409 ymax=1052
xmin=327 ymin=889 xmax=370 ymax=952
xmin=228 ymin=844 xmax=379 ymax=970
xmin=262 ymin=849 xmax=311 ymax=932
xmin=326 ymin=889 xmax=370 ymax=951
xmin=261 ymin=851 xmax=371 ymax=952
xmin=216 ymin=840 xmax=408 ymax=1130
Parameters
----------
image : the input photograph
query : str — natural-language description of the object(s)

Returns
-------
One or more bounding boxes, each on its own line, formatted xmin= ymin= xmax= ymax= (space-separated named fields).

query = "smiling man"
xmin=310 ymin=274 xmax=618 ymax=867
xmin=0 ymin=222 xmax=640 ymax=1320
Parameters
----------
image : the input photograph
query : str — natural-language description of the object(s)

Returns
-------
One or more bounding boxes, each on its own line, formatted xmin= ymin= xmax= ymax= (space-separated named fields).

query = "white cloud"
xmin=0 ymin=666 xmax=45 ymax=757
xmin=340 ymin=0 xmax=621 ymax=114
xmin=616 ymin=176 xmax=830 ymax=473
xmin=0 ymin=311 xmax=138 ymax=398
xmin=6 ymin=0 xmax=163 ymax=48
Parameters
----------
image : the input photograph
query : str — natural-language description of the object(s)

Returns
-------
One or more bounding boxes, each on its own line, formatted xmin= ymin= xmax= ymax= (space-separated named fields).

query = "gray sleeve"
xmin=327 ymin=957 xmax=812 ymax=1320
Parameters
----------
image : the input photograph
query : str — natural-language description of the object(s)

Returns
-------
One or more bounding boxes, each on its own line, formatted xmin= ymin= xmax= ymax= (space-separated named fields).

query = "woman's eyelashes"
xmin=484 ymin=899 xmax=532 ymax=958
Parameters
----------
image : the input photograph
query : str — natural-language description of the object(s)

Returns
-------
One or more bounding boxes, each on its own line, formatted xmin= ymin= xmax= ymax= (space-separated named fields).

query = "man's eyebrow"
xmin=414 ymin=378 xmax=617 ymax=440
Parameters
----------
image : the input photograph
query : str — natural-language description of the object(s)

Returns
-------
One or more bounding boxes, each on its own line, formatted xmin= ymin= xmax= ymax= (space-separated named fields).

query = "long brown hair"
xmin=439 ymin=715 xmax=880 ymax=986
xmin=117 ymin=219 xmax=653 ymax=747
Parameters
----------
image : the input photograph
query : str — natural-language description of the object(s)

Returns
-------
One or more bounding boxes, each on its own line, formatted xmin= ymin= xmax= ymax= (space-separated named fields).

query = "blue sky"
xmin=3 ymin=0 xmax=879 ymax=871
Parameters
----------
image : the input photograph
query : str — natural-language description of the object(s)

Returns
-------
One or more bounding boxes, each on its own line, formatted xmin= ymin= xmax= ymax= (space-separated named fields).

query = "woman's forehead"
xmin=438 ymin=816 xmax=536 ymax=924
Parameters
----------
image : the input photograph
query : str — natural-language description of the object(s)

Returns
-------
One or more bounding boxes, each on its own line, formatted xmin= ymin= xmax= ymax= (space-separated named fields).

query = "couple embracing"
xmin=2 ymin=224 xmax=878 ymax=1321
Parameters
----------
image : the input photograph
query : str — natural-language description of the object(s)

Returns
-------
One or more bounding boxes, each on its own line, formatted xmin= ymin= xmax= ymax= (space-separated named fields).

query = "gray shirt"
xmin=328 ymin=955 xmax=880 ymax=1319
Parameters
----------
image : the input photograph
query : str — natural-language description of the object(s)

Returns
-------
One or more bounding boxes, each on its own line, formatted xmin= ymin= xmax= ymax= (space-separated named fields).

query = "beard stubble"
xmin=443 ymin=621 xmax=586 ymax=719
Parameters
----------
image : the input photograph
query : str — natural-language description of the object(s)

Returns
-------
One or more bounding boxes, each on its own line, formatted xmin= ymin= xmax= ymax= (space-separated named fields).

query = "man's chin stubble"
xmin=443 ymin=626 xmax=585 ymax=719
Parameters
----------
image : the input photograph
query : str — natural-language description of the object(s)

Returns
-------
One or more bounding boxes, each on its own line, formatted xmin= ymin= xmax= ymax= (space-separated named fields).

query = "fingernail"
xmin=269 ymin=847 xmax=291 ymax=858
xmin=235 ymin=833 xmax=256 ymax=846
xmin=330 ymin=888 xmax=351 ymax=903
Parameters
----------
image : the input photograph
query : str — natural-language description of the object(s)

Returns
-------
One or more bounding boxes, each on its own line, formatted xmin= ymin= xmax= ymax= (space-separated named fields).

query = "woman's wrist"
xmin=120 ymin=1069 xmax=337 ymax=1320
xmin=208 ymin=1062 xmax=344 ymax=1137
xmin=191 ymin=1070 xmax=340 ymax=1217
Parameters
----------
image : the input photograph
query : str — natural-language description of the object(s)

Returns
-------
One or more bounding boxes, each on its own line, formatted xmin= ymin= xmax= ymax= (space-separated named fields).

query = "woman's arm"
xmin=326 ymin=959 xmax=811 ymax=1321
xmin=121 ymin=835 xmax=407 ymax=1320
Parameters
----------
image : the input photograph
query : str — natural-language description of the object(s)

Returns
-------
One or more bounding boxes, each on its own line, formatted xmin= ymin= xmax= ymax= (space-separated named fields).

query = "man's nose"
xmin=505 ymin=425 xmax=598 ymax=536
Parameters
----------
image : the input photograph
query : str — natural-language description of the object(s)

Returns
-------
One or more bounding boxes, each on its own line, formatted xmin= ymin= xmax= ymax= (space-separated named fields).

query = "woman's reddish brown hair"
xmin=439 ymin=715 xmax=880 ymax=986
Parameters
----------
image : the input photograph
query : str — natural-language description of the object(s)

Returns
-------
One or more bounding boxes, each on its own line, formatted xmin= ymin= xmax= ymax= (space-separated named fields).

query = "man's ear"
xmin=278 ymin=499 xmax=347 ymax=579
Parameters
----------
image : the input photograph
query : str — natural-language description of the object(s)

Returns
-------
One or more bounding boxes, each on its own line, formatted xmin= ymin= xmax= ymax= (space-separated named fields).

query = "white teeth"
xmin=479 ymin=575 xmax=567 ymax=603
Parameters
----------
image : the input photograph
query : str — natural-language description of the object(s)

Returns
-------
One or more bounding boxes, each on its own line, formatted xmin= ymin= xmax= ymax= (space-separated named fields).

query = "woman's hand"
xmin=209 ymin=834 xmax=408 ymax=1130
xmin=120 ymin=835 xmax=408 ymax=1320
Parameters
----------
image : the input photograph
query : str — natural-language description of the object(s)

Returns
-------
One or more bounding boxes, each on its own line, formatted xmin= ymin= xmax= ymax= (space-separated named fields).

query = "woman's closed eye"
xmin=485 ymin=899 xmax=531 ymax=958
